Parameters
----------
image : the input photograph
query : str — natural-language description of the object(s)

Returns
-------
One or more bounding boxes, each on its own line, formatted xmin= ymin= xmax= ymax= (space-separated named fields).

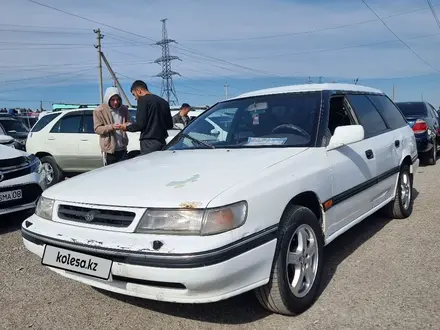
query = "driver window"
xmin=324 ymin=96 xmax=356 ymax=146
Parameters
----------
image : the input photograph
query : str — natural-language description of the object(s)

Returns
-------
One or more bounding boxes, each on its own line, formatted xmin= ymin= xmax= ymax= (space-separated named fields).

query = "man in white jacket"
xmin=93 ymin=87 xmax=130 ymax=165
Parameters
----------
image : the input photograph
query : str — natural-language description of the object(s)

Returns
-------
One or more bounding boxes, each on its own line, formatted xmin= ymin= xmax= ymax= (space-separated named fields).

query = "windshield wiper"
xmin=179 ymin=133 xmax=215 ymax=149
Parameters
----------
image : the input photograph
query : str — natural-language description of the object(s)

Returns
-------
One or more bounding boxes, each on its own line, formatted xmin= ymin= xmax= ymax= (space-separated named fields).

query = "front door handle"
xmin=395 ymin=140 xmax=400 ymax=148
xmin=365 ymin=149 xmax=374 ymax=159
xmin=80 ymin=139 xmax=89 ymax=142
xmin=47 ymin=137 xmax=55 ymax=141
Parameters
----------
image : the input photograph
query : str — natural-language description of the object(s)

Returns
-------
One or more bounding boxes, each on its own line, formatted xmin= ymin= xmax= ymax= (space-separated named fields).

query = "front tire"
xmin=40 ymin=156 xmax=64 ymax=187
xmin=255 ymin=206 xmax=324 ymax=316
xmin=384 ymin=164 xmax=413 ymax=219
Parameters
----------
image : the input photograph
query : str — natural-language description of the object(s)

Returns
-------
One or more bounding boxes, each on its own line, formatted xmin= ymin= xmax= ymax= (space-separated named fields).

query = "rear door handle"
xmin=80 ymin=139 xmax=89 ymax=142
xmin=47 ymin=137 xmax=55 ymax=141
xmin=365 ymin=149 xmax=374 ymax=159
xmin=395 ymin=140 xmax=400 ymax=148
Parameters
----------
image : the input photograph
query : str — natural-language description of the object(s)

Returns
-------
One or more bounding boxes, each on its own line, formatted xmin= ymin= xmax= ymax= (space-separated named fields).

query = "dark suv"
xmin=0 ymin=114 xmax=30 ymax=151
xmin=395 ymin=101 xmax=440 ymax=165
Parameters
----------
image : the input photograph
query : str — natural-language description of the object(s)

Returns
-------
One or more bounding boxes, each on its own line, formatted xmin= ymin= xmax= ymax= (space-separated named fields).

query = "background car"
xmin=0 ymin=134 xmax=16 ymax=148
xmin=26 ymin=108 xmax=203 ymax=187
xmin=0 ymin=114 xmax=30 ymax=151
xmin=0 ymin=144 xmax=46 ymax=216
xmin=395 ymin=101 xmax=440 ymax=165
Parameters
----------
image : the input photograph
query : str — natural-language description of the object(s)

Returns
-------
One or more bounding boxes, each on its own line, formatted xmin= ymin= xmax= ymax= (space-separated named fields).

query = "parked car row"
xmin=17 ymin=83 xmax=421 ymax=316
xmin=394 ymin=101 xmax=440 ymax=165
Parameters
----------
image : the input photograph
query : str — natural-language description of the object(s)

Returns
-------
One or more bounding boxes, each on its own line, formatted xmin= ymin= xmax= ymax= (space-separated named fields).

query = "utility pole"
xmin=421 ymin=93 xmax=424 ymax=101
xmin=224 ymin=82 xmax=229 ymax=99
xmin=100 ymin=52 xmax=133 ymax=107
xmin=392 ymin=85 xmax=395 ymax=101
xmin=318 ymin=76 xmax=322 ymax=83
xmin=94 ymin=29 xmax=104 ymax=104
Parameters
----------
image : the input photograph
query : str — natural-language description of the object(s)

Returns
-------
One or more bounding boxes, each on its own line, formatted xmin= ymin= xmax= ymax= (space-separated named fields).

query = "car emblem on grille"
xmin=84 ymin=210 xmax=97 ymax=222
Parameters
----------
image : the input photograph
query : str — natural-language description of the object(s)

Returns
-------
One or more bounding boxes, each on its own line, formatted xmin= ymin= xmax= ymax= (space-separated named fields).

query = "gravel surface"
xmin=1 ymin=163 xmax=440 ymax=330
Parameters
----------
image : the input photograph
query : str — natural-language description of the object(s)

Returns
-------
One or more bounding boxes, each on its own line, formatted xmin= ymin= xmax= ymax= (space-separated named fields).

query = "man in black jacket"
xmin=124 ymin=80 xmax=173 ymax=155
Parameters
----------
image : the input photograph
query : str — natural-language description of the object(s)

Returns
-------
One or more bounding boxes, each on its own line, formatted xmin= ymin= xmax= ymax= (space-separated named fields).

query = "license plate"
xmin=0 ymin=189 xmax=22 ymax=203
xmin=42 ymin=245 xmax=112 ymax=280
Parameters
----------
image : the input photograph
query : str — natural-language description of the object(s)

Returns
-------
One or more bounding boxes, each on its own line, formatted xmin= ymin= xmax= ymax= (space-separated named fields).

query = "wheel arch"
xmin=35 ymin=151 xmax=53 ymax=159
xmin=282 ymin=191 xmax=325 ymax=232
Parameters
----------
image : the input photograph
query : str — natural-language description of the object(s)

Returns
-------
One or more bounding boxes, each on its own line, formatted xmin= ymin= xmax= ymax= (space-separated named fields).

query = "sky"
xmin=1 ymin=0 xmax=440 ymax=109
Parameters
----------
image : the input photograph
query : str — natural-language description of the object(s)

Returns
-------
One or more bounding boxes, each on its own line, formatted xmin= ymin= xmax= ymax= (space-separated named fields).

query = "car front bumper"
xmin=21 ymin=215 xmax=277 ymax=303
xmin=0 ymin=172 xmax=46 ymax=216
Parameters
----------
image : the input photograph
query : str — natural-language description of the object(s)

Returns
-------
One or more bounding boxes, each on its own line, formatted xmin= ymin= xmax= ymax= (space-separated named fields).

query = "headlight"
xmin=135 ymin=201 xmax=248 ymax=235
xmin=35 ymin=196 xmax=54 ymax=220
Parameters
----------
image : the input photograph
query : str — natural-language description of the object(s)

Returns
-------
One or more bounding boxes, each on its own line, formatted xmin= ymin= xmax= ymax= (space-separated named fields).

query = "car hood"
xmin=0 ymin=143 xmax=27 ymax=158
xmin=44 ymin=148 xmax=308 ymax=208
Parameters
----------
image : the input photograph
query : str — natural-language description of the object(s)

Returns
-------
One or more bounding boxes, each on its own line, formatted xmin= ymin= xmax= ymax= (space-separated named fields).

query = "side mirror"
xmin=326 ymin=125 xmax=364 ymax=151
xmin=173 ymin=123 xmax=184 ymax=130
xmin=0 ymin=134 xmax=14 ymax=145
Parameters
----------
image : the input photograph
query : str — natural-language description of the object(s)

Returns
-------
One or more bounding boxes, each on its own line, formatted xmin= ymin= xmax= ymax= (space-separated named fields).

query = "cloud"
xmin=0 ymin=0 xmax=440 ymax=93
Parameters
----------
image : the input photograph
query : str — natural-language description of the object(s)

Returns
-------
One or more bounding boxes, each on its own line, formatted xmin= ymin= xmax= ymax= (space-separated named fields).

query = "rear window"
xmin=31 ymin=113 xmax=61 ymax=132
xmin=0 ymin=118 xmax=29 ymax=133
xmin=395 ymin=102 xmax=427 ymax=117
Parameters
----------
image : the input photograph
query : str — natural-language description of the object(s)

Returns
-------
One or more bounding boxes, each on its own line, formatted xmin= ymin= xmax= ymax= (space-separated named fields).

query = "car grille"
xmin=0 ymin=156 xmax=28 ymax=169
xmin=58 ymin=204 xmax=136 ymax=227
xmin=0 ymin=183 xmax=42 ymax=210
xmin=1 ymin=166 xmax=32 ymax=182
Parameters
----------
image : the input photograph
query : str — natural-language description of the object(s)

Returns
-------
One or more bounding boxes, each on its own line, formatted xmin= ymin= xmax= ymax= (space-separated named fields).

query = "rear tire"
xmin=40 ymin=156 xmax=64 ymax=187
xmin=255 ymin=206 xmax=324 ymax=316
xmin=427 ymin=140 xmax=437 ymax=165
xmin=384 ymin=164 xmax=413 ymax=219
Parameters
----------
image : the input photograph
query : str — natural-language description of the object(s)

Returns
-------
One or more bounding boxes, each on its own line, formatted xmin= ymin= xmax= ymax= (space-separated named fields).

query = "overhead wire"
xmin=426 ymin=0 xmax=440 ymax=30
xmin=361 ymin=0 xmax=440 ymax=73
xmin=183 ymin=5 xmax=440 ymax=42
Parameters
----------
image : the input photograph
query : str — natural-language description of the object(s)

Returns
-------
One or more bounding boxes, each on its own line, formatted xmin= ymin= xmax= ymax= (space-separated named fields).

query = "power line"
xmin=183 ymin=5 xmax=440 ymax=42
xmin=27 ymin=0 xmax=282 ymax=78
xmin=361 ymin=0 xmax=440 ymax=73
xmin=0 ymin=23 xmax=90 ymax=30
xmin=232 ymin=32 xmax=440 ymax=60
xmin=0 ymin=67 xmax=96 ymax=84
xmin=427 ymin=0 xmax=440 ymax=30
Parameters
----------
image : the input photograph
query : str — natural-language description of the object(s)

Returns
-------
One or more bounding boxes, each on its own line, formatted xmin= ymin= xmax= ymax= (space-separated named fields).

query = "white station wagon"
xmin=21 ymin=83 xmax=419 ymax=315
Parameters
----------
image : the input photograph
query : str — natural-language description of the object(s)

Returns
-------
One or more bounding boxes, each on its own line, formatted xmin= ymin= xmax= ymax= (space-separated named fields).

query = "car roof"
xmin=231 ymin=83 xmax=384 ymax=100
xmin=395 ymin=101 xmax=425 ymax=105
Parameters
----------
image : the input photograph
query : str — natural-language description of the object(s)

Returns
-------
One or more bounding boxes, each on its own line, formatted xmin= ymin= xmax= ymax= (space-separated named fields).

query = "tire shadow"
xmin=317 ymin=187 xmax=419 ymax=296
xmin=0 ymin=210 xmax=32 ymax=235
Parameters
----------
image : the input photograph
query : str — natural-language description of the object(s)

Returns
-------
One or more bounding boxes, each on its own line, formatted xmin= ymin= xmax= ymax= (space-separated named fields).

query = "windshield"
xmin=396 ymin=102 xmax=427 ymax=117
xmin=0 ymin=118 xmax=29 ymax=133
xmin=166 ymin=91 xmax=321 ymax=150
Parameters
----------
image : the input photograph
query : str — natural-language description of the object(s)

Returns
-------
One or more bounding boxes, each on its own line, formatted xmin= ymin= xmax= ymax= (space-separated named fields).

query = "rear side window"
xmin=50 ymin=114 xmax=82 ymax=133
xmin=367 ymin=95 xmax=407 ymax=130
xmin=31 ymin=113 xmax=61 ymax=132
xmin=81 ymin=114 xmax=94 ymax=134
xmin=346 ymin=94 xmax=388 ymax=138
xmin=395 ymin=102 xmax=427 ymax=117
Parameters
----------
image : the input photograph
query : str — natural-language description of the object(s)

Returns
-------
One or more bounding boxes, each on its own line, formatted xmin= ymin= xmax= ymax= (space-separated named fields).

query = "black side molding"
xmin=323 ymin=166 xmax=400 ymax=211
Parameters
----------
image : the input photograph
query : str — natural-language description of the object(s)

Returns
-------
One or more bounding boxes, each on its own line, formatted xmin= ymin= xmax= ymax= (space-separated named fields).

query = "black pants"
xmin=140 ymin=139 xmax=166 ymax=155
xmin=104 ymin=149 xmax=127 ymax=165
